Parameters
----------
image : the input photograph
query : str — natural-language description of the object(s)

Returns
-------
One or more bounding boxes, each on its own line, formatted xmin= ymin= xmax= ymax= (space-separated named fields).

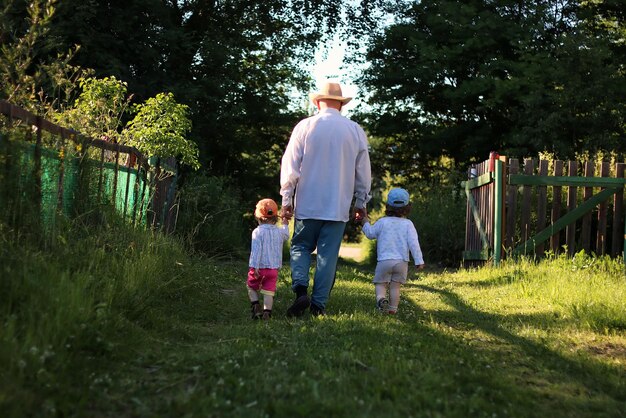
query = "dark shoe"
xmin=310 ymin=304 xmax=325 ymax=317
xmin=251 ymin=303 xmax=263 ymax=320
xmin=377 ymin=298 xmax=389 ymax=314
xmin=262 ymin=310 xmax=272 ymax=320
xmin=286 ymin=295 xmax=310 ymax=317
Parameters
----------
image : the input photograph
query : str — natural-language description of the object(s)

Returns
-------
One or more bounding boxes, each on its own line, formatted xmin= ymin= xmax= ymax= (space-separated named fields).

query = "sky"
xmin=310 ymin=36 xmax=360 ymax=113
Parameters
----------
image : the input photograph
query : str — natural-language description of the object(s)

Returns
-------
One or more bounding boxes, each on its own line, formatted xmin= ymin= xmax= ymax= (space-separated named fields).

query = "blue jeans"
xmin=290 ymin=219 xmax=347 ymax=309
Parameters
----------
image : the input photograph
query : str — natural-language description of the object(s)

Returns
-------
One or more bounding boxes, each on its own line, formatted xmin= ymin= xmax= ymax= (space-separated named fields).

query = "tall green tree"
xmin=0 ymin=0 xmax=85 ymax=113
xmin=357 ymin=0 xmax=625 ymax=178
xmin=42 ymin=0 xmax=381 ymax=199
xmin=55 ymin=76 xmax=130 ymax=140
xmin=125 ymin=92 xmax=199 ymax=170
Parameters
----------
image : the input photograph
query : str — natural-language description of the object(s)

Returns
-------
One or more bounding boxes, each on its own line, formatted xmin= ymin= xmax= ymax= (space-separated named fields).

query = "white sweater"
xmin=362 ymin=217 xmax=424 ymax=265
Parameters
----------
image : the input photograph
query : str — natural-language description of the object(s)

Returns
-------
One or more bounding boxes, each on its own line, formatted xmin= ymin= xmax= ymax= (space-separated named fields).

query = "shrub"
xmin=175 ymin=174 xmax=247 ymax=258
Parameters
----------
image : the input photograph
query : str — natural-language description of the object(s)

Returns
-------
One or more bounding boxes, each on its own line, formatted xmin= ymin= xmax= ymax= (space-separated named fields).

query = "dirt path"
xmin=338 ymin=245 xmax=363 ymax=262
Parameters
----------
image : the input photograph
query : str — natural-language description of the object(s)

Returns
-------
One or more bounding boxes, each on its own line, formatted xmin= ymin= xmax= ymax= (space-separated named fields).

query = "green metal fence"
xmin=0 ymin=100 xmax=177 ymax=235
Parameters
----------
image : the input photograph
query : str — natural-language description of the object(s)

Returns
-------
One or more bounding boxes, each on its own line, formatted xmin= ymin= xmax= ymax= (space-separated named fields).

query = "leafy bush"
xmin=409 ymin=178 xmax=466 ymax=267
xmin=175 ymin=174 xmax=248 ymax=258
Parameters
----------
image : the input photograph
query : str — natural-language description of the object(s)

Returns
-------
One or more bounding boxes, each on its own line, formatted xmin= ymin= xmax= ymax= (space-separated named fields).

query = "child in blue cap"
xmin=361 ymin=188 xmax=425 ymax=314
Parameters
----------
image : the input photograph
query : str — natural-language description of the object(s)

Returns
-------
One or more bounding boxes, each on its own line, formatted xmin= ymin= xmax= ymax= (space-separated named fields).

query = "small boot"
xmin=251 ymin=302 xmax=263 ymax=320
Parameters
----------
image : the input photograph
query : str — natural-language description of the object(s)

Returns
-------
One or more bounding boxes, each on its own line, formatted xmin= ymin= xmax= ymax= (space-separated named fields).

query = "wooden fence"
xmin=463 ymin=153 xmax=626 ymax=265
xmin=0 ymin=100 xmax=178 ymax=233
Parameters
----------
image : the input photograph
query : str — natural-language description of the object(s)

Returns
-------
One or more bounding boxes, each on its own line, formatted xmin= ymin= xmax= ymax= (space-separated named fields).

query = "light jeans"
xmin=290 ymin=219 xmax=346 ymax=309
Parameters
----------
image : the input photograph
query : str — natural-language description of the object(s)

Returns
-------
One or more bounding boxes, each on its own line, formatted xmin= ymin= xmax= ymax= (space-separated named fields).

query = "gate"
xmin=463 ymin=153 xmax=626 ymax=265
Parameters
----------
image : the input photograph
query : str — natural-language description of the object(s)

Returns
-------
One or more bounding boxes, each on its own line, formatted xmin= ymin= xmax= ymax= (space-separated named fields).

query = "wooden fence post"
xmin=505 ymin=158 xmax=519 ymax=252
xmin=597 ymin=162 xmax=609 ymax=255
xmin=536 ymin=160 xmax=548 ymax=256
xmin=113 ymin=143 xmax=120 ymax=206
xmin=581 ymin=162 xmax=594 ymax=252
xmin=521 ymin=159 xmax=534 ymax=254
xmin=612 ymin=163 xmax=625 ymax=258
xmin=551 ymin=160 xmax=564 ymax=253
xmin=566 ymin=161 xmax=578 ymax=255
xmin=34 ymin=115 xmax=42 ymax=227
xmin=494 ymin=159 xmax=504 ymax=265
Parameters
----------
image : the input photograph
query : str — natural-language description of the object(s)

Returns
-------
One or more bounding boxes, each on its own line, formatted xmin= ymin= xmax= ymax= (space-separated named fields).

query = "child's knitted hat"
xmin=386 ymin=188 xmax=410 ymax=207
xmin=255 ymin=198 xmax=278 ymax=218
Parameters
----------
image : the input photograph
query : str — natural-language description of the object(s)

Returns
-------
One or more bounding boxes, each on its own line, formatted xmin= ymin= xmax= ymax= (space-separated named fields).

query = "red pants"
xmin=247 ymin=268 xmax=278 ymax=296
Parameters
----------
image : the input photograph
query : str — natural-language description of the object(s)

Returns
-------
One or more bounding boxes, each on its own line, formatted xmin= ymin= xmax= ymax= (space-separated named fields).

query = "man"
xmin=280 ymin=82 xmax=372 ymax=317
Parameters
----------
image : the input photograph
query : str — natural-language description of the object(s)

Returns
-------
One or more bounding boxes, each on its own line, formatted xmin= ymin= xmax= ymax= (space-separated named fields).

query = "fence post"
xmin=566 ymin=161 xmax=578 ymax=255
xmin=97 ymin=147 xmax=105 ymax=204
xmin=113 ymin=143 xmax=120 ymax=207
xmin=612 ymin=163 xmax=625 ymax=258
xmin=505 ymin=159 xmax=519 ymax=251
xmin=581 ymin=161 xmax=594 ymax=252
xmin=536 ymin=160 xmax=548 ymax=256
xmin=597 ymin=162 xmax=609 ymax=255
xmin=57 ymin=137 xmax=66 ymax=213
xmin=550 ymin=160 xmax=564 ymax=253
xmin=34 ymin=115 xmax=43 ymax=228
xmin=521 ymin=159 xmax=534 ymax=253
xmin=494 ymin=159 xmax=504 ymax=265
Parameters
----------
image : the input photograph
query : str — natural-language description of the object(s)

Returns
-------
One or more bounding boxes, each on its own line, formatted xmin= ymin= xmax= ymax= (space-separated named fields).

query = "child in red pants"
xmin=247 ymin=198 xmax=290 ymax=320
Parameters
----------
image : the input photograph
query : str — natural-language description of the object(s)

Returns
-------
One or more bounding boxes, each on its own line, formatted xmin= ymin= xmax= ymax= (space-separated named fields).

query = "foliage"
xmin=0 ymin=0 xmax=86 ymax=114
xmin=1 ymin=220 xmax=624 ymax=416
xmin=39 ymin=0 xmax=391 ymax=198
xmin=357 ymin=0 xmax=626 ymax=177
xmin=55 ymin=76 xmax=199 ymax=170
xmin=125 ymin=92 xmax=199 ymax=170
xmin=54 ymin=76 xmax=130 ymax=140
xmin=174 ymin=174 xmax=248 ymax=258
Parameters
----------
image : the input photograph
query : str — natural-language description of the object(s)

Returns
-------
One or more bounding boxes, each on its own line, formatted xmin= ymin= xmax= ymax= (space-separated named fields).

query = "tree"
xmin=55 ymin=76 xmax=130 ymax=141
xmin=125 ymin=92 xmax=199 ymax=170
xmin=40 ymin=0 xmax=387 ymax=198
xmin=357 ymin=0 xmax=625 ymax=177
xmin=56 ymin=76 xmax=199 ymax=170
xmin=0 ymin=0 xmax=86 ymax=114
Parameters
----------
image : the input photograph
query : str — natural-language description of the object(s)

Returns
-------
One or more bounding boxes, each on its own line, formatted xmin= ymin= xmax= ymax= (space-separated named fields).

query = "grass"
xmin=1 ymin=223 xmax=625 ymax=417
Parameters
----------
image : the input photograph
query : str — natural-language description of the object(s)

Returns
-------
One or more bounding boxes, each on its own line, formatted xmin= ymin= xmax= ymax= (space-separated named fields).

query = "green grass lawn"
xmin=1 ymin=227 xmax=624 ymax=417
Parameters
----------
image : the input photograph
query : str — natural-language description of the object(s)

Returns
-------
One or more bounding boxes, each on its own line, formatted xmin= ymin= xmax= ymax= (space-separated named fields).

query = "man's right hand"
xmin=281 ymin=205 xmax=294 ymax=221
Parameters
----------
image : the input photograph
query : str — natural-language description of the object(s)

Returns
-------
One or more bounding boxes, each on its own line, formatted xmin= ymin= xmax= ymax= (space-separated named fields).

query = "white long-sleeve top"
xmin=248 ymin=224 xmax=290 ymax=269
xmin=362 ymin=217 xmax=424 ymax=265
xmin=280 ymin=108 xmax=372 ymax=222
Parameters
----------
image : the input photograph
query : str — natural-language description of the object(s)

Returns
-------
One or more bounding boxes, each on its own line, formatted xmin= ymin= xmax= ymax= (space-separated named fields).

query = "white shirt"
xmin=280 ymin=108 xmax=371 ymax=222
xmin=248 ymin=224 xmax=290 ymax=269
xmin=362 ymin=217 xmax=424 ymax=265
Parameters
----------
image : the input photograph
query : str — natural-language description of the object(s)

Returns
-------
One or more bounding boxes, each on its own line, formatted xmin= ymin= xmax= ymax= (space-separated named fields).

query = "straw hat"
xmin=309 ymin=82 xmax=352 ymax=106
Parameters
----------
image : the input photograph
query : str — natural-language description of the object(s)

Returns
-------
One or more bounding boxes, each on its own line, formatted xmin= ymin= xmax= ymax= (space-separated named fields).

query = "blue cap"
xmin=387 ymin=188 xmax=410 ymax=207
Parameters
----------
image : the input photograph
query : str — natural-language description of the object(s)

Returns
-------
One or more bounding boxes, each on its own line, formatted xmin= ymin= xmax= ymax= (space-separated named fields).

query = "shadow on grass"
xmin=80 ymin=259 xmax=624 ymax=418
xmin=403 ymin=282 xmax=625 ymax=402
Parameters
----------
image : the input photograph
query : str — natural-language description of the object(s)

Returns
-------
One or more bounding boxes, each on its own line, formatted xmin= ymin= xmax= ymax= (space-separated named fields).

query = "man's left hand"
xmin=353 ymin=207 xmax=367 ymax=223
